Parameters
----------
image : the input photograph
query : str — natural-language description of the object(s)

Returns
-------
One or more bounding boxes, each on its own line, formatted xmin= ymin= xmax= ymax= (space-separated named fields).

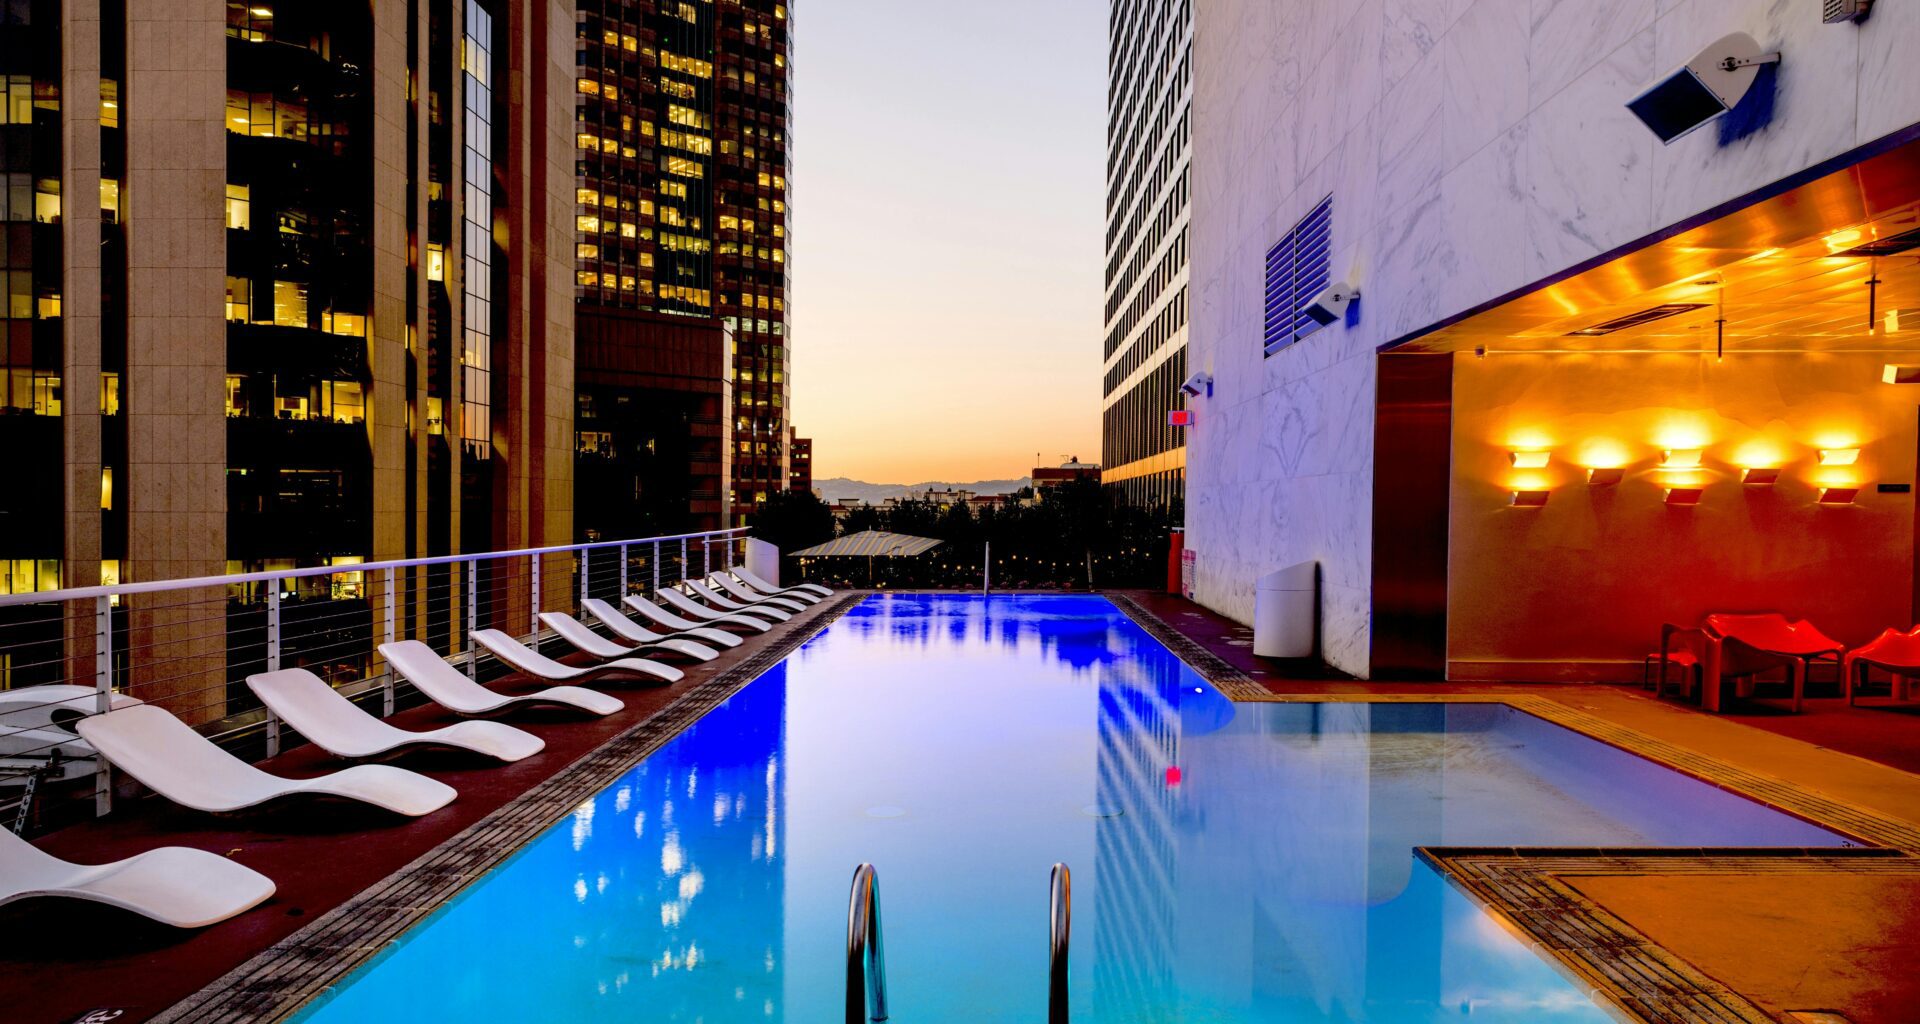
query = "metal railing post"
xmin=983 ymin=542 xmax=991 ymax=594
xmin=383 ymin=567 xmax=398 ymax=716
xmin=466 ymin=559 xmax=478 ymax=679
xmin=725 ymin=533 xmax=736 ymax=569
xmin=579 ymin=547 xmax=590 ymax=610
xmin=702 ymin=537 xmax=711 ymax=580
xmin=529 ymin=555 xmax=542 ymax=651
xmin=652 ymin=540 xmax=661 ymax=595
xmin=94 ymin=596 xmax=113 ymax=816
xmin=619 ymin=543 xmax=629 ymax=595
xmin=679 ymin=537 xmax=688 ymax=584
xmin=265 ymin=582 xmax=282 ymax=757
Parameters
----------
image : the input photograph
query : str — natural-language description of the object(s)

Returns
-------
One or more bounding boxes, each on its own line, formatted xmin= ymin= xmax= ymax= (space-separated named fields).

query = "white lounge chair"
xmin=662 ymin=584 xmax=788 ymax=625
xmin=713 ymin=571 xmax=821 ymax=605
xmin=472 ymin=629 xmax=683 ymax=686
xmin=583 ymin=597 xmax=741 ymax=650
xmin=75 ymin=705 xmax=456 ymax=817
xmin=682 ymin=578 xmax=800 ymax=618
xmin=705 ymin=573 xmax=811 ymax=612
xmin=539 ymin=611 xmax=719 ymax=662
xmin=246 ymin=669 xmax=544 ymax=763
xmin=380 ymin=640 xmax=624 ymax=717
xmin=0 ymin=828 xmax=276 ymax=928
xmin=734 ymin=566 xmax=832 ymax=600
xmin=624 ymin=593 xmax=772 ymax=634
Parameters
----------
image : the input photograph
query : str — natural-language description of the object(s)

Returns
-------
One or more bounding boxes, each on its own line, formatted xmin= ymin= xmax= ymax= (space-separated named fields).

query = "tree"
xmin=747 ymin=489 xmax=836 ymax=553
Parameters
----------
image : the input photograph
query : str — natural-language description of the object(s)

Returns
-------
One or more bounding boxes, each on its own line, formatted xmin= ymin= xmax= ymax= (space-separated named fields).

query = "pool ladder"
xmin=843 ymin=861 xmax=1072 ymax=1024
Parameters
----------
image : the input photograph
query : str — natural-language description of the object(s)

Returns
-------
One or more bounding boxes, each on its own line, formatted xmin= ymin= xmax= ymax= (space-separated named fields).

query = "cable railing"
xmin=0 ymin=527 xmax=749 ymax=828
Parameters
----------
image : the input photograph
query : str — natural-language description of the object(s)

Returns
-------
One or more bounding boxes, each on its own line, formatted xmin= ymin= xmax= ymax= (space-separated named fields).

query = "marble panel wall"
xmin=1190 ymin=0 xmax=1920 ymax=677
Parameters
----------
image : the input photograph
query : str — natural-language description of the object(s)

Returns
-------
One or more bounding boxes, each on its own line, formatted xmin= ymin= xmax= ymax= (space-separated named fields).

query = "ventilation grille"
xmin=1822 ymin=0 xmax=1869 ymax=24
xmin=1838 ymin=225 xmax=1920 ymax=257
xmin=1565 ymin=303 xmax=1708 ymax=336
xmin=1263 ymin=196 xmax=1333 ymax=355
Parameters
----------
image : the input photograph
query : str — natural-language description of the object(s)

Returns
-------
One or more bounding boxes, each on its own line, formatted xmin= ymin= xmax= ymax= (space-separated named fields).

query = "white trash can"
xmin=1253 ymin=562 xmax=1316 ymax=658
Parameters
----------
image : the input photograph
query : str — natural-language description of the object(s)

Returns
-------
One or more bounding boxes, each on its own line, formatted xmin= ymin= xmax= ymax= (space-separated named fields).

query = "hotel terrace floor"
xmin=7 ymin=591 xmax=1920 ymax=1023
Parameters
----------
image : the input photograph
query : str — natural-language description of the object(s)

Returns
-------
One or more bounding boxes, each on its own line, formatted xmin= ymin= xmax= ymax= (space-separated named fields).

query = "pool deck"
xmin=10 ymin=589 xmax=1920 ymax=1024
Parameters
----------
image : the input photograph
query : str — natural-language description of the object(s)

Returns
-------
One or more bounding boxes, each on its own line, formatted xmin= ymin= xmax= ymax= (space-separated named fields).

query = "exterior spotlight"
xmin=1662 ymin=449 xmax=1704 ymax=468
xmin=1508 ymin=451 xmax=1551 ymax=469
xmin=1817 ymin=448 xmax=1860 ymax=466
xmin=1587 ymin=467 xmax=1625 ymax=485
xmin=1509 ymin=490 xmax=1550 ymax=508
xmin=1742 ymin=467 xmax=1781 ymax=485
xmin=1626 ymin=32 xmax=1779 ymax=144
xmin=1818 ymin=487 xmax=1860 ymax=505
xmin=1664 ymin=487 xmax=1705 ymax=506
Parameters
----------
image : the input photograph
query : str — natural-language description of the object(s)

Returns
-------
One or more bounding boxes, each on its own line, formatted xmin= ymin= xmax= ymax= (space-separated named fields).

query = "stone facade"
xmin=1188 ymin=0 xmax=1920 ymax=677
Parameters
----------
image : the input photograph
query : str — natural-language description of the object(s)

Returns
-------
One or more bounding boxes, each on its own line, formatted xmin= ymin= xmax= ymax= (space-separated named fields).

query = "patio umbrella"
xmin=790 ymin=530 xmax=943 ymax=558
xmin=790 ymin=530 xmax=943 ymax=586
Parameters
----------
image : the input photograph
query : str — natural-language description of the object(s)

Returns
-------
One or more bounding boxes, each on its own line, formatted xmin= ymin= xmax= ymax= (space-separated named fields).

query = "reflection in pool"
xmin=292 ymin=593 xmax=1846 ymax=1023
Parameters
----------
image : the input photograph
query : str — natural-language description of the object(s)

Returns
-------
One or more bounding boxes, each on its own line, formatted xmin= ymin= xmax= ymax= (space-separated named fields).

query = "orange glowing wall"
xmin=1446 ymin=352 xmax=1916 ymax=682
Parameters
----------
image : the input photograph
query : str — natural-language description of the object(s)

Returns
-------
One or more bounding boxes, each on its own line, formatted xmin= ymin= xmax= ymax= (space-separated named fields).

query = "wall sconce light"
xmin=1884 ymin=365 xmax=1920 ymax=384
xmin=1587 ymin=467 xmax=1625 ymax=485
xmin=1817 ymin=448 xmax=1860 ymax=466
xmin=1509 ymin=490 xmax=1550 ymax=508
xmin=1509 ymin=450 xmax=1551 ymax=469
xmin=1741 ymin=467 xmax=1780 ymax=485
xmin=1662 ymin=449 xmax=1704 ymax=468
xmin=1818 ymin=487 xmax=1860 ymax=505
xmin=1665 ymin=487 xmax=1705 ymax=506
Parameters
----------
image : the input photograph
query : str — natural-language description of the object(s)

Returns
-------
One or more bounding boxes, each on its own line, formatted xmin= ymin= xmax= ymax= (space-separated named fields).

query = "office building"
xmin=1100 ymin=0 xmax=1190 ymax=508
xmin=572 ymin=0 xmax=791 ymax=531
xmin=0 ymin=0 xmax=576 ymax=706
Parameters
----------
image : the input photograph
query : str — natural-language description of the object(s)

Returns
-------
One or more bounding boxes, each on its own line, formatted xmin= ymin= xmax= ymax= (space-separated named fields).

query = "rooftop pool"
xmin=290 ymin=593 xmax=1849 ymax=1023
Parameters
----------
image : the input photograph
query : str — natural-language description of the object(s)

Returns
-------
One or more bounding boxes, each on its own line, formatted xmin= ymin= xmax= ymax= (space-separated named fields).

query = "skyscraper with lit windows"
xmin=572 ymin=0 xmax=791 ymax=532
xmin=1101 ymin=0 xmax=1189 ymax=508
xmin=0 ymin=0 xmax=577 ymax=702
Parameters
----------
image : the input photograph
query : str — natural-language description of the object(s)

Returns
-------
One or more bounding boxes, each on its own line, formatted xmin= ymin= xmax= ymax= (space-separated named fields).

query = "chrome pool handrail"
xmin=847 ymin=862 xmax=889 ymax=1023
xmin=1049 ymin=861 xmax=1071 ymax=1023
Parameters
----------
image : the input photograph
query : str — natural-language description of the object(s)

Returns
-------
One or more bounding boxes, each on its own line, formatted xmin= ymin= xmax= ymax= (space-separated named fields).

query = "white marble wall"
xmin=1188 ymin=0 xmax=1920 ymax=677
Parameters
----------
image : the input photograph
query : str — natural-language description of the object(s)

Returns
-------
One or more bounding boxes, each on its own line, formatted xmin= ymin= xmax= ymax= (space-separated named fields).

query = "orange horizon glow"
xmin=787 ymin=0 xmax=1106 ymax=484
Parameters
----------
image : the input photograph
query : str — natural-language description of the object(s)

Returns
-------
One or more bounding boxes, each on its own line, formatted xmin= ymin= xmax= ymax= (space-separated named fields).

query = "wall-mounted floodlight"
xmin=1179 ymin=371 xmax=1213 ymax=399
xmin=1626 ymin=32 xmax=1779 ymax=144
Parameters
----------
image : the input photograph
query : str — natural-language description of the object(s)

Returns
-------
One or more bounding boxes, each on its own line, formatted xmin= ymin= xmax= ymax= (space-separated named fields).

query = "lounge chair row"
xmin=1659 ymin=612 xmax=1920 ymax=713
xmin=2 ymin=567 xmax=833 ymax=929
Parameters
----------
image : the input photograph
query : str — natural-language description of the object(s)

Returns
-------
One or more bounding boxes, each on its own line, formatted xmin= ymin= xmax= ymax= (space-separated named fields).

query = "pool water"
xmin=291 ymin=594 xmax=1849 ymax=1023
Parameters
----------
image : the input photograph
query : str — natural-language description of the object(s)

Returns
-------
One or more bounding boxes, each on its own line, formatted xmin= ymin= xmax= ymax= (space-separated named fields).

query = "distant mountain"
xmin=813 ymin=477 xmax=1031 ymax=504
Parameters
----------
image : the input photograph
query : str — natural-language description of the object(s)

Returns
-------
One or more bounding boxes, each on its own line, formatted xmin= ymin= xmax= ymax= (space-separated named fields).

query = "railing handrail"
xmin=846 ymin=862 xmax=889 ymax=1023
xmin=1049 ymin=861 xmax=1071 ymax=1023
xmin=0 ymin=528 xmax=750 ymax=608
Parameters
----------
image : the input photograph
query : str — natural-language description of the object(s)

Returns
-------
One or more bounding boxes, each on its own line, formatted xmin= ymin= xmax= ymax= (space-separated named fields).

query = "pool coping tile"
xmin=147 ymin=593 xmax=868 ymax=1024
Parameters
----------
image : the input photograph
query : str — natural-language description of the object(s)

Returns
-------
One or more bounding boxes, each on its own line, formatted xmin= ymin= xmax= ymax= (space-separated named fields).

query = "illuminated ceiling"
xmin=1394 ymin=135 xmax=1920 ymax=354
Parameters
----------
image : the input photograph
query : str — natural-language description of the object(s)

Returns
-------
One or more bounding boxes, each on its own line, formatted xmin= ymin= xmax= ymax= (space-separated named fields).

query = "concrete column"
xmin=61 ymin=0 xmax=104 ymax=684
xmin=124 ymin=0 xmax=227 ymax=720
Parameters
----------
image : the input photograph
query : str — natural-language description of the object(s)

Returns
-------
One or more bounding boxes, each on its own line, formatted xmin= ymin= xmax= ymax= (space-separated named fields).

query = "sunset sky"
xmin=788 ymin=0 xmax=1107 ymax=484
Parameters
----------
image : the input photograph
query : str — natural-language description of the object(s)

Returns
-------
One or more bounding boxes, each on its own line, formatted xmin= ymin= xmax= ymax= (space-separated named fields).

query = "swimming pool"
xmin=290 ymin=593 xmax=1849 ymax=1023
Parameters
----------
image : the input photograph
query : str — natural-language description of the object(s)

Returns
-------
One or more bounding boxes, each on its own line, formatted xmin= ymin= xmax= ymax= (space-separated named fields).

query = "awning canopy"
xmin=790 ymin=530 xmax=943 ymax=558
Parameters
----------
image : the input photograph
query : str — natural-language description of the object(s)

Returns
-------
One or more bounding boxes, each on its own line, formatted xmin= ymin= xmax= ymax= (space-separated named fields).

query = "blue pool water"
xmin=291 ymin=594 xmax=1849 ymax=1023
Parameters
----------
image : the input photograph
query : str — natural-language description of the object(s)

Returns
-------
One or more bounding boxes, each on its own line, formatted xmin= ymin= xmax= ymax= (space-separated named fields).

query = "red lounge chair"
xmin=1660 ymin=613 xmax=1844 ymax=713
xmin=1845 ymin=627 xmax=1920 ymax=705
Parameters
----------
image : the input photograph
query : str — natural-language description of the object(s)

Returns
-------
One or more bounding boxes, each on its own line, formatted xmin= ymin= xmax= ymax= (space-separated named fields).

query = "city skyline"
xmin=788 ymin=0 xmax=1106 ymax=484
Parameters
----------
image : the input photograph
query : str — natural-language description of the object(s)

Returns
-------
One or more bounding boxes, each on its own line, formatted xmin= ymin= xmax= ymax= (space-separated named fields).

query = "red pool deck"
xmin=13 ymin=590 xmax=1920 ymax=1023
xmin=0 ymin=596 xmax=847 ymax=1024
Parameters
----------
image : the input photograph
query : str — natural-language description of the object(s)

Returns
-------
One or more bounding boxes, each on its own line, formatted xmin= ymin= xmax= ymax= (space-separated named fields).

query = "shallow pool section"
xmin=292 ymin=594 xmax=1849 ymax=1023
